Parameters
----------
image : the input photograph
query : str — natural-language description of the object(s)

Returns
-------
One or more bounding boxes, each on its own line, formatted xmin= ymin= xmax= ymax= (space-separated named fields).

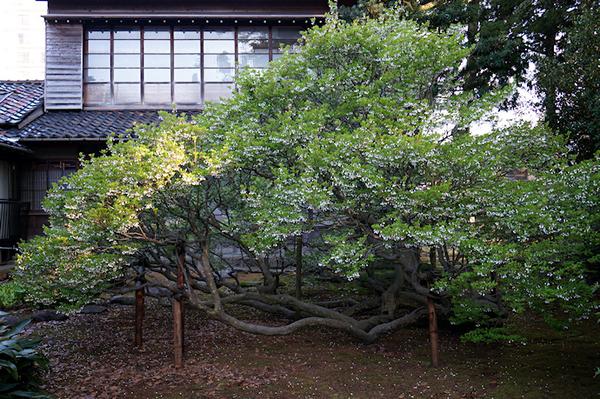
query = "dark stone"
xmin=80 ymin=304 xmax=108 ymax=314
xmin=32 ymin=310 xmax=68 ymax=323
xmin=147 ymin=287 xmax=172 ymax=298
xmin=0 ymin=314 xmax=22 ymax=327
xmin=109 ymin=295 xmax=135 ymax=306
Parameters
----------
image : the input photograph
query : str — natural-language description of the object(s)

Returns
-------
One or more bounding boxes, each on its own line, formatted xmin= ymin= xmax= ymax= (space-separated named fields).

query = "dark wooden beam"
xmin=46 ymin=0 xmax=329 ymax=16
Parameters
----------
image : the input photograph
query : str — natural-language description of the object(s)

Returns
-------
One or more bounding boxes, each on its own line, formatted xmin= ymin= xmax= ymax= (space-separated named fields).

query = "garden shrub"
xmin=0 ymin=282 xmax=26 ymax=310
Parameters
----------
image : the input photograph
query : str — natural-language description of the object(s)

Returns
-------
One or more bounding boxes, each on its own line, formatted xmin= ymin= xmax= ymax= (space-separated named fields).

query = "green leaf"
xmin=0 ymin=359 xmax=19 ymax=380
xmin=6 ymin=320 xmax=30 ymax=339
xmin=0 ymin=382 xmax=20 ymax=393
xmin=10 ymin=390 xmax=53 ymax=399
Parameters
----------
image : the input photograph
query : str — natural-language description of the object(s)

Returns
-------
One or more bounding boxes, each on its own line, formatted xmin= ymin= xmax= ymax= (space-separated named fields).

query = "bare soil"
xmin=30 ymin=300 xmax=600 ymax=399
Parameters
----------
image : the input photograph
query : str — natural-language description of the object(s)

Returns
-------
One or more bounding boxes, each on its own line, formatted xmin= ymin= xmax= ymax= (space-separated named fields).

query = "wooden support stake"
xmin=134 ymin=286 xmax=145 ymax=348
xmin=178 ymin=248 xmax=185 ymax=353
xmin=173 ymin=297 xmax=183 ymax=369
xmin=173 ymin=246 xmax=185 ymax=369
xmin=295 ymin=234 xmax=303 ymax=299
xmin=427 ymin=296 xmax=439 ymax=367
xmin=134 ymin=263 xmax=146 ymax=349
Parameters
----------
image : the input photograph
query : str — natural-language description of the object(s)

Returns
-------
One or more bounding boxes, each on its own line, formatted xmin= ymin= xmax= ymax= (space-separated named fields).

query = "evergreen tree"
xmin=539 ymin=5 xmax=600 ymax=159
xmin=340 ymin=1 xmax=600 ymax=157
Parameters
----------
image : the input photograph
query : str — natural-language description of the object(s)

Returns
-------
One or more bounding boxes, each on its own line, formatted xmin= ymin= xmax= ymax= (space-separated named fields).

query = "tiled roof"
xmin=7 ymin=110 xmax=165 ymax=140
xmin=0 ymin=134 xmax=31 ymax=153
xmin=0 ymin=81 xmax=44 ymax=126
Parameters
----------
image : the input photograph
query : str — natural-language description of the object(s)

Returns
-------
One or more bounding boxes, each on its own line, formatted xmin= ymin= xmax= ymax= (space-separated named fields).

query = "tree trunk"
xmin=540 ymin=1 xmax=558 ymax=130
xmin=429 ymin=246 xmax=436 ymax=268
xmin=462 ymin=0 xmax=481 ymax=94
xmin=466 ymin=0 xmax=479 ymax=47
xmin=543 ymin=29 xmax=558 ymax=129
xmin=427 ymin=296 xmax=439 ymax=367
xmin=295 ymin=234 xmax=303 ymax=299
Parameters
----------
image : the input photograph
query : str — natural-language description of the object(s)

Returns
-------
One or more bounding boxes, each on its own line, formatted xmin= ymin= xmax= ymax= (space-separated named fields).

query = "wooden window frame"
xmin=83 ymin=24 xmax=303 ymax=110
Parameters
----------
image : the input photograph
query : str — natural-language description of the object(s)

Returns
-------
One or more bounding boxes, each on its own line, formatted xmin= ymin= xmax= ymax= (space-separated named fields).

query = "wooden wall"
xmin=45 ymin=23 xmax=83 ymax=110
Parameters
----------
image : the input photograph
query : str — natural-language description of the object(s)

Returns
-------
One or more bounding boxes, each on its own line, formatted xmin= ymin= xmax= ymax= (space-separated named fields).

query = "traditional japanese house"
xmin=0 ymin=0 xmax=344 ymax=259
xmin=0 ymin=81 xmax=43 ymax=261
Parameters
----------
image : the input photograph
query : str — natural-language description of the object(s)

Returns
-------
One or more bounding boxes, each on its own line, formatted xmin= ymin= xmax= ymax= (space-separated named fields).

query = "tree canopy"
xmin=340 ymin=0 xmax=600 ymax=158
xmin=15 ymin=11 xmax=599 ymax=342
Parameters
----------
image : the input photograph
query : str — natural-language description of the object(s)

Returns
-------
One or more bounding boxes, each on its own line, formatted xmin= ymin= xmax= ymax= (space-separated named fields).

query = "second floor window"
xmin=84 ymin=26 xmax=301 ymax=108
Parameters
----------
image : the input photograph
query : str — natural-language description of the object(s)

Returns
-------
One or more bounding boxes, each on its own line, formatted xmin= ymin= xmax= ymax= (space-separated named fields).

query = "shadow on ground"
xmin=31 ymin=299 xmax=600 ymax=399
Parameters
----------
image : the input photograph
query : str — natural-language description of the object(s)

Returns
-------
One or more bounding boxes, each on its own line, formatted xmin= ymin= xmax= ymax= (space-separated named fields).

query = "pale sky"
xmin=471 ymin=64 xmax=541 ymax=134
xmin=0 ymin=0 xmax=47 ymax=80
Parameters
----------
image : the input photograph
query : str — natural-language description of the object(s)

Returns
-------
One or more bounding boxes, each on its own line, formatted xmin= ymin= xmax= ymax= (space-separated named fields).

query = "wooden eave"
xmin=17 ymin=137 xmax=108 ymax=142
xmin=43 ymin=13 xmax=325 ymax=23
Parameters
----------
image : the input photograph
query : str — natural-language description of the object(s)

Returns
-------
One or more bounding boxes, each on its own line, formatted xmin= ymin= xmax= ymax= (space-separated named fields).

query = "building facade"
xmin=0 ymin=0 xmax=346 ymax=262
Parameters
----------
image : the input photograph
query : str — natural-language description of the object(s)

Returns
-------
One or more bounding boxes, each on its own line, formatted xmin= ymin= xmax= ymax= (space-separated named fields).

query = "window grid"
xmin=84 ymin=26 xmax=301 ymax=107
xmin=109 ymin=30 xmax=114 ymax=102
xmin=140 ymin=26 xmax=145 ymax=105
xmin=170 ymin=26 xmax=175 ymax=103
xmin=112 ymin=28 xmax=142 ymax=105
xmin=174 ymin=27 xmax=201 ymax=105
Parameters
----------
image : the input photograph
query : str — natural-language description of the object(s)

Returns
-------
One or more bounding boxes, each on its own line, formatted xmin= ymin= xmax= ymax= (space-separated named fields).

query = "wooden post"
xmin=134 ymin=286 xmax=145 ymax=348
xmin=295 ymin=234 xmax=303 ymax=299
xmin=178 ymin=248 xmax=185 ymax=353
xmin=173 ymin=297 xmax=183 ymax=368
xmin=134 ymin=264 xmax=145 ymax=349
xmin=427 ymin=296 xmax=439 ymax=367
xmin=173 ymin=246 xmax=185 ymax=369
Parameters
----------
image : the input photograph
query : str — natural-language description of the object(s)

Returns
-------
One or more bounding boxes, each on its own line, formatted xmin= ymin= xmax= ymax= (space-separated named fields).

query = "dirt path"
xmin=31 ymin=300 xmax=600 ymax=398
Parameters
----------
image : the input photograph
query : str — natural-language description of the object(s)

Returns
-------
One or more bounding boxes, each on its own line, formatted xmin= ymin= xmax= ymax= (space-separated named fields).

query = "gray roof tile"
xmin=0 ymin=134 xmax=32 ymax=153
xmin=7 ymin=110 xmax=165 ymax=140
xmin=0 ymin=81 xmax=44 ymax=126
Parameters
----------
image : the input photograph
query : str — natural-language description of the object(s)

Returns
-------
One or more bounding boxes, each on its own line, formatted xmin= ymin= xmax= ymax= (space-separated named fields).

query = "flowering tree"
xmin=16 ymin=12 xmax=599 ymax=342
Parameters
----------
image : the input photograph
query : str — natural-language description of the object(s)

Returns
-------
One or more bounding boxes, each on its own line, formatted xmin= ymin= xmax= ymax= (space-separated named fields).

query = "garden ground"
xmin=28 ymin=299 xmax=600 ymax=399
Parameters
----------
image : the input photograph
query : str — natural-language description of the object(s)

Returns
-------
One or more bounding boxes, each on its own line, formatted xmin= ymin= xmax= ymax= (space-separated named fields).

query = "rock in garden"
xmin=147 ymin=287 xmax=172 ymax=297
xmin=109 ymin=295 xmax=135 ymax=306
xmin=32 ymin=310 xmax=68 ymax=322
xmin=80 ymin=304 xmax=108 ymax=314
xmin=0 ymin=314 xmax=22 ymax=327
